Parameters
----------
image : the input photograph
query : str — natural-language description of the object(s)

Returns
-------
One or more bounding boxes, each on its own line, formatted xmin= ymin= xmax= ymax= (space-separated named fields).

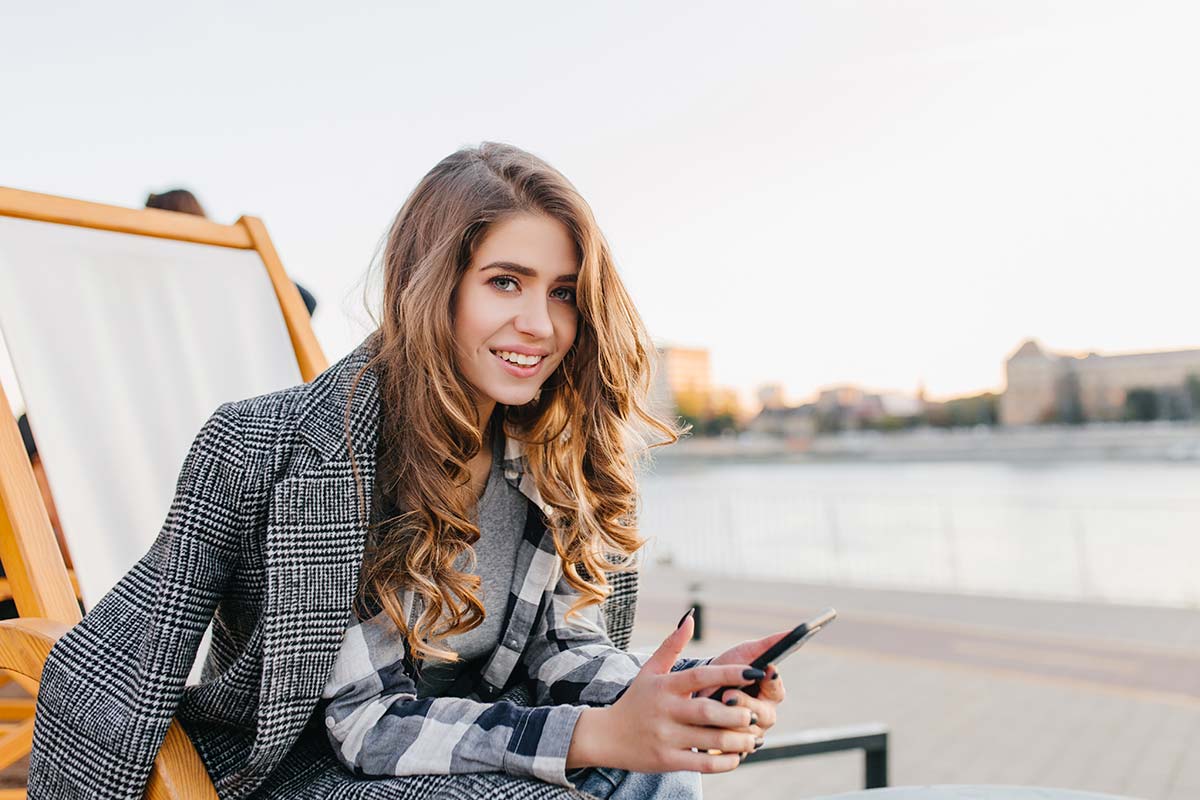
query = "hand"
xmin=708 ymin=629 xmax=791 ymax=750
xmin=567 ymin=614 xmax=762 ymax=773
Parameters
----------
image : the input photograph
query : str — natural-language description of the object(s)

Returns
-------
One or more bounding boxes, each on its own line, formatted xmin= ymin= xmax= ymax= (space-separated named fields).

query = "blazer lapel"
xmin=244 ymin=341 xmax=381 ymax=773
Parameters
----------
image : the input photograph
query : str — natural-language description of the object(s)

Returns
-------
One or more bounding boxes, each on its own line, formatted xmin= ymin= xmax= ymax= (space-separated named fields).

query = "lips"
xmin=491 ymin=350 xmax=544 ymax=377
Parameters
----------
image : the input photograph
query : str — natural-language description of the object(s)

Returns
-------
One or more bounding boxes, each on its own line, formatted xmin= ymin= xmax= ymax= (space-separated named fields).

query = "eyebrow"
xmin=481 ymin=261 xmax=577 ymax=283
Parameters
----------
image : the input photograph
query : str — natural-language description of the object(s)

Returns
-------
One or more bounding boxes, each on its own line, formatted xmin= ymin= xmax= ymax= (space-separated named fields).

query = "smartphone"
xmin=705 ymin=607 xmax=836 ymax=701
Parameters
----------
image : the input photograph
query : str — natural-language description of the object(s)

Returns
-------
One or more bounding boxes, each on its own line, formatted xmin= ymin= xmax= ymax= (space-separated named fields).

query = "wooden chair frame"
xmin=0 ymin=186 xmax=327 ymax=799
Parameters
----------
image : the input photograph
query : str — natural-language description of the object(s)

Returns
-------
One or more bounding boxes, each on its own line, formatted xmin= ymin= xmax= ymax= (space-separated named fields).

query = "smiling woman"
xmin=29 ymin=142 xmax=792 ymax=800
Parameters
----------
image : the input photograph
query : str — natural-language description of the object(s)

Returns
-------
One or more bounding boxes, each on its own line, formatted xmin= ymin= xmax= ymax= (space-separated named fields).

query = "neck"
xmin=474 ymin=399 xmax=497 ymax=443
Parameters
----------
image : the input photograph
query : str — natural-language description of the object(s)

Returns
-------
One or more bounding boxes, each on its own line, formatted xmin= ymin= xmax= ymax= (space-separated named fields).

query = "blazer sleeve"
xmin=29 ymin=403 xmax=247 ymax=800
xmin=519 ymin=563 xmax=710 ymax=709
xmin=322 ymin=613 xmax=586 ymax=789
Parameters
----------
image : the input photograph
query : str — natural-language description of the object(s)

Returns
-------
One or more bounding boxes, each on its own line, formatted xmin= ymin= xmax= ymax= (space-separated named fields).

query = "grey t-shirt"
xmin=411 ymin=422 xmax=527 ymax=697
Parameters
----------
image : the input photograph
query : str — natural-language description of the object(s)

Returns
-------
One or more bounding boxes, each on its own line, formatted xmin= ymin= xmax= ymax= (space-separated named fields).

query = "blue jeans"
xmin=566 ymin=766 xmax=702 ymax=799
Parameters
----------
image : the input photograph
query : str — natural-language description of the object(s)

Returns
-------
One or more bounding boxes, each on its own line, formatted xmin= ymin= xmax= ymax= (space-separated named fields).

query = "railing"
xmin=745 ymin=722 xmax=889 ymax=789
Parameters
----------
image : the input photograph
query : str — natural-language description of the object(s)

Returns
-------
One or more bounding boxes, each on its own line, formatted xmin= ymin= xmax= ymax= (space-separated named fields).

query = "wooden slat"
xmin=0 ymin=672 xmax=38 ymax=697
xmin=0 ymin=698 xmax=34 ymax=722
xmin=0 ymin=383 xmax=81 ymax=625
xmin=0 ymin=619 xmax=219 ymax=800
xmin=0 ymin=717 xmax=32 ymax=771
xmin=0 ymin=187 xmax=253 ymax=249
xmin=144 ymin=723 xmax=220 ymax=800
xmin=0 ymin=788 xmax=25 ymax=799
xmin=237 ymin=215 xmax=328 ymax=381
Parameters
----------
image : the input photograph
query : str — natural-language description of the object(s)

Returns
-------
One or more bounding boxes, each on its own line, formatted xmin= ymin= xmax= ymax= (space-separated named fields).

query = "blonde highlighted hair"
xmin=350 ymin=142 xmax=682 ymax=663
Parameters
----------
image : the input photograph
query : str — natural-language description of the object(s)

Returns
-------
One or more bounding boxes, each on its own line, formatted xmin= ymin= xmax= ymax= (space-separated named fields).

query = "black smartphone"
xmin=705 ymin=607 xmax=837 ymax=701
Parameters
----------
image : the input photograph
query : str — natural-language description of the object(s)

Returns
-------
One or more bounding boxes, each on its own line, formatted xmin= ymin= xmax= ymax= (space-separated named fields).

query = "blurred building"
xmin=756 ymin=383 xmax=787 ymax=411
xmin=652 ymin=344 xmax=736 ymax=414
xmin=1000 ymin=339 xmax=1200 ymax=425
xmin=745 ymin=403 xmax=817 ymax=440
xmin=814 ymin=384 xmax=923 ymax=430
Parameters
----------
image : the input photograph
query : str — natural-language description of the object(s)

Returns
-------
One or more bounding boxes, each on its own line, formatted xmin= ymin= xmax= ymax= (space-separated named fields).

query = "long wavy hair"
xmin=348 ymin=143 xmax=684 ymax=663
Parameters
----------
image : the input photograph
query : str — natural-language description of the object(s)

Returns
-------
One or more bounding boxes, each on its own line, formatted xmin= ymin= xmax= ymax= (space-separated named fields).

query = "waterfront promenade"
xmin=636 ymin=568 xmax=1200 ymax=800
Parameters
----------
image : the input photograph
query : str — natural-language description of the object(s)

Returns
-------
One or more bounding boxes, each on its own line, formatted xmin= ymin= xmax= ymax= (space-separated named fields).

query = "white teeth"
xmin=495 ymin=350 xmax=544 ymax=367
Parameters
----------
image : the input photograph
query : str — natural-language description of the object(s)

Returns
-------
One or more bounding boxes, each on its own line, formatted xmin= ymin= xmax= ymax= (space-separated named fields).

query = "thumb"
xmin=643 ymin=607 xmax=694 ymax=676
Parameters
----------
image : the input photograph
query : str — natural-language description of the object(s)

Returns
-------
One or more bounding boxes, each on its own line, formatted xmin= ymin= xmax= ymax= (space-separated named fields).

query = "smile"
xmin=491 ymin=349 xmax=546 ymax=376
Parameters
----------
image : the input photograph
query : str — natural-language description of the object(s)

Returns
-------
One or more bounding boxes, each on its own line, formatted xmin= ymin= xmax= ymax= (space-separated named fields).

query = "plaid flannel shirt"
xmin=321 ymin=437 xmax=708 ymax=788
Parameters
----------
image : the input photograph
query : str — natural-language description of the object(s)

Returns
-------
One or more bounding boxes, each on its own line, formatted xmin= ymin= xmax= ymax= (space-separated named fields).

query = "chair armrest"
xmin=0 ymin=618 xmax=220 ymax=800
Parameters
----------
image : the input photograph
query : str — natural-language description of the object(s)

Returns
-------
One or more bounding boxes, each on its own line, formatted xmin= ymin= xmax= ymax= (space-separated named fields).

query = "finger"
xmin=677 ymin=726 xmax=757 ymax=757
xmin=675 ymin=695 xmax=756 ymax=731
xmin=672 ymin=664 xmax=766 ymax=695
xmin=721 ymin=689 xmax=776 ymax=731
xmin=664 ymin=747 xmax=743 ymax=774
xmin=757 ymin=663 xmax=787 ymax=704
xmin=642 ymin=610 xmax=696 ymax=676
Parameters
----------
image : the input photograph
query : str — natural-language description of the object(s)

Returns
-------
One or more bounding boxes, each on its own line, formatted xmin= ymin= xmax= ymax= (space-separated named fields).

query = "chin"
xmin=490 ymin=387 xmax=541 ymax=407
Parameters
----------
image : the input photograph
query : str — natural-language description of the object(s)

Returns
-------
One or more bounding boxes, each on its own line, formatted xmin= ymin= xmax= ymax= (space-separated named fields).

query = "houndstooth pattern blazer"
xmin=27 ymin=339 xmax=678 ymax=800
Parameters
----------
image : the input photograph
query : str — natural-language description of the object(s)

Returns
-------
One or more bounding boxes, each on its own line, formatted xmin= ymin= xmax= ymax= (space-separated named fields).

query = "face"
xmin=452 ymin=212 xmax=580 ymax=425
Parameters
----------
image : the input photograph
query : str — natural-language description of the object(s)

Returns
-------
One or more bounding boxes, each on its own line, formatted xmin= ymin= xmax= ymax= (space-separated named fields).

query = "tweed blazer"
xmin=28 ymin=340 xmax=687 ymax=800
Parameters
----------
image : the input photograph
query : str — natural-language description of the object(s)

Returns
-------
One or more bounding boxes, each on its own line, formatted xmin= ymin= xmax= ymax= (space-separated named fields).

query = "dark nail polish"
xmin=724 ymin=697 xmax=737 ymax=706
xmin=739 ymin=752 xmax=748 ymax=762
xmin=742 ymin=668 xmax=765 ymax=680
xmin=676 ymin=607 xmax=695 ymax=630
xmin=754 ymin=737 xmax=764 ymax=750
xmin=768 ymin=669 xmax=779 ymax=680
xmin=750 ymin=713 xmax=759 ymax=727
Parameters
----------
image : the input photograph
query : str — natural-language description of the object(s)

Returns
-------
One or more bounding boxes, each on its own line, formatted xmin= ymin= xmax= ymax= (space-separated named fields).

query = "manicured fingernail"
xmin=724 ymin=697 xmax=738 ymax=706
xmin=754 ymin=737 xmax=764 ymax=750
xmin=676 ymin=607 xmax=695 ymax=629
xmin=739 ymin=752 xmax=748 ymax=762
xmin=742 ymin=668 xmax=765 ymax=680
xmin=750 ymin=713 xmax=759 ymax=726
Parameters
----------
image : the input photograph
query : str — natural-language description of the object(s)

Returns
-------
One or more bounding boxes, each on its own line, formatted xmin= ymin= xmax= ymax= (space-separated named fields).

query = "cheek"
xmin=453 ymin=286 xmax=496 ymax=351
xmin=555 ymin=308 xmax=579 ymax=349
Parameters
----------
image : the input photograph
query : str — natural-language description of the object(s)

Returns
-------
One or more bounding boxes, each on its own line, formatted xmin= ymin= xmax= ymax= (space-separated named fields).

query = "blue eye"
xmin=490 ymin=275 xmax=576 ymax=304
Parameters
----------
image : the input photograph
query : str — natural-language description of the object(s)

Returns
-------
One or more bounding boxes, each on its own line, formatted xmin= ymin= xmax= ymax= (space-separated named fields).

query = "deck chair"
xmin=0 ymin=188 xmax=887 ymax=799
xmin=0 ymin=186 xmax=324 ymax=799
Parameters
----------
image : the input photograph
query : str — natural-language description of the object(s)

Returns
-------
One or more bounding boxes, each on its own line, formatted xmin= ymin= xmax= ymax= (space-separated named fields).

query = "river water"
xmin=637 ymin=459 xmax=1200 ymax=608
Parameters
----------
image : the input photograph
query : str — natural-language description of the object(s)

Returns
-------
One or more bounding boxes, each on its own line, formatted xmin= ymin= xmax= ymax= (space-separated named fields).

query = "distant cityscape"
xmin=651 ymin=339 xmax=1200 ymax=439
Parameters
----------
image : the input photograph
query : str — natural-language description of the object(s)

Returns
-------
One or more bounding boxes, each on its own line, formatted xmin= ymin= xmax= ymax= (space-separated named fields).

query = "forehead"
xmin=471 ymin=212 xmax=579 ymax=276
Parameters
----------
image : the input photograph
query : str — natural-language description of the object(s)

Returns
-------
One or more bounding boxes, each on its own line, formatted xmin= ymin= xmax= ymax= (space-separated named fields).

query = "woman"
xmin=29 ymin=143 xmax=789 ymax=799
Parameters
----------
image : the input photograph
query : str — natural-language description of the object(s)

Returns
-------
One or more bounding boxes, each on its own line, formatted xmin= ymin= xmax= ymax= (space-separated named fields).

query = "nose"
xmin=513 ymin=296 xmax=554 ymax=340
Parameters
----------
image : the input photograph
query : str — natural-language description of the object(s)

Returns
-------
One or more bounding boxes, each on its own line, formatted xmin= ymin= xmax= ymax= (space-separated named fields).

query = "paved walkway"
xmin=633 ymin=568 xmax=1200 ymax=800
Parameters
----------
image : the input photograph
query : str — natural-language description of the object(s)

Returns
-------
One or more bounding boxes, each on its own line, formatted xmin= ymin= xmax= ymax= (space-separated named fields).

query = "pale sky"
xmin=3 ymin=1 xmax=1198 ymax=404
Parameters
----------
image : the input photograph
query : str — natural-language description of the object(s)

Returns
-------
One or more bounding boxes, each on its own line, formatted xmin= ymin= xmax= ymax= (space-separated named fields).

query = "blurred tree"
xmin=926 ymin=393 xmax=999 ymax=428
xmin=1186 ymin=374 xmax=1200 ymax=417
xmin=1124 ymin=388 xmax=1159 ymax=421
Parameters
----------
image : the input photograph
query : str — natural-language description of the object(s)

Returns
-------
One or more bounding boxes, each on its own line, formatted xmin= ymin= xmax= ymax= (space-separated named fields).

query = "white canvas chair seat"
xmin=0 ymin=215 xmax=304 ymax=608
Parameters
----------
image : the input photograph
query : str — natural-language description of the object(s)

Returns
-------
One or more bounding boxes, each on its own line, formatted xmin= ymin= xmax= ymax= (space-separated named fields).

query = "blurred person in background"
xmin=146 ymin=186 xmax=319 ymax=316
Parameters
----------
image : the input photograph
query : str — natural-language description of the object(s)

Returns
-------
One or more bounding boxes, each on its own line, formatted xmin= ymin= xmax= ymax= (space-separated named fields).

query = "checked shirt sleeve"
xmin=322 ymin=612 xmax=586 ymax=788
xmin=519 ymin=565 xmax=710 ymax=708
